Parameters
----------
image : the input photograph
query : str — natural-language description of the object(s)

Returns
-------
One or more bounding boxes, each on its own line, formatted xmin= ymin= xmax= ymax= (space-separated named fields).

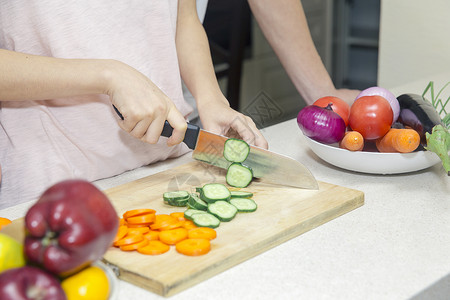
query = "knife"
xmin=161 ymin=121 xmax=318 ymax=190
xmin=112 ymin=106 xmax=317 ymax=189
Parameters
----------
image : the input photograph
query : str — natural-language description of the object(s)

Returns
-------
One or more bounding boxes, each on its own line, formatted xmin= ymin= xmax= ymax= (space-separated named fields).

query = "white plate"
xmin=94 ymin=261 xmax=119 ymax=300
xmin=303 ymin=136 xmax=442 ymax=174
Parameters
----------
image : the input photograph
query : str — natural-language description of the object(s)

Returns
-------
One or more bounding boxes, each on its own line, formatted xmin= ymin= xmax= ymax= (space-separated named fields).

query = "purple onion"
xmin=356 ymin=86 xmax=400 ymax=123
xmin=297 ymin=104 xmax=346 ymax=144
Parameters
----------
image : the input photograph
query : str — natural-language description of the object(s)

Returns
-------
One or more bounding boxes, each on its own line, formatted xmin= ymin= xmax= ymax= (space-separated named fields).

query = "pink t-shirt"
xmin=0 ymin=1 xmax=193 ymax=208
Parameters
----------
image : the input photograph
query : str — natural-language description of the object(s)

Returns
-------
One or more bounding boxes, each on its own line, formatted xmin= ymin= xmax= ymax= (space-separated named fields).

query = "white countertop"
xmin=1 ymin=76 xmax=449 ymax=299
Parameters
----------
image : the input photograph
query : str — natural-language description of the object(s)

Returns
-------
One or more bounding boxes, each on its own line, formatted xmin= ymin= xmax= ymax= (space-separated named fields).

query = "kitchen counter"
xmin=1 ymin=76 xmax=449 ymax=299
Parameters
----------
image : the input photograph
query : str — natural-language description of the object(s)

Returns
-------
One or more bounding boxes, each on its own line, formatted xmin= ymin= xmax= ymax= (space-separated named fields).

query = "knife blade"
xmin=161 ymin=121 xmax=318 ymax=190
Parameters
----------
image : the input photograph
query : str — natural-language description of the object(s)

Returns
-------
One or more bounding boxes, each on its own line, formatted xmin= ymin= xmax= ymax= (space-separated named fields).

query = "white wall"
xmin=378 ymin=0 xmax=450 ymax=89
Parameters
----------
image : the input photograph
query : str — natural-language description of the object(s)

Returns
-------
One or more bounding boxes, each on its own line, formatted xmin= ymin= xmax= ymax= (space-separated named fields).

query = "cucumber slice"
xmin=207 ymin=200 xmax=238 ymax=222
xmin=191 ymin=213 xmax=221 ymax=228
xmin=163 ymin=191 xmax=190 ymax=207
xmin=163 ymin=191 xmax=190 ymax=201
xmin=226 ymin=163 xmax=253 ymax=188
xmin=188 ymin=193 xmax=208 ymax=210
xmin=230 ymin=198 xmax=257 ymax=212
xmin=184 ymin=208 xmax=209 ymax=221
xmin=230 ymin=191 xmax=254 ymax=198
xmin=200 ymin=183 xmax=231 ymax=203
xmin=223 ymin=138 xmax=250 ymax=163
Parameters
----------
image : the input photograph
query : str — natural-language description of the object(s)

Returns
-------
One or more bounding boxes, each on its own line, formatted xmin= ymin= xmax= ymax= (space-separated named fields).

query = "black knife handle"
xmin=162 ymin=121 xmax=199 ymax=150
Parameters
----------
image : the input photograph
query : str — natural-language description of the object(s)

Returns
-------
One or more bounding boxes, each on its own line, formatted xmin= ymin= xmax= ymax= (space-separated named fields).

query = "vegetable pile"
xmin=0 ymin=179 xmax=118 ymax=300
xmin=297 ymin=84 xmax=450 ymax=175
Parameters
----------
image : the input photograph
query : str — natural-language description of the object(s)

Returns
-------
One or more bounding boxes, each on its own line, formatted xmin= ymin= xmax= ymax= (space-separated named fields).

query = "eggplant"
xmin=397 ymin=93 xmax=443 ymax=143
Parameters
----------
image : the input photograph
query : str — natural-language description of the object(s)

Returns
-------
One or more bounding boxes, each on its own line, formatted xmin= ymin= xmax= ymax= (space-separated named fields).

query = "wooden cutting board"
xmin=3 ymin=161 xmax=364 ymax=297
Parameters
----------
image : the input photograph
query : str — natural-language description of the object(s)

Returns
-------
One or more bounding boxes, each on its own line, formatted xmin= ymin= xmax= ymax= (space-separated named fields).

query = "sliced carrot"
xmin=126 ymin=213 xmax=156 ymax=225
xmin=170 ymin=212 xmax=186 ymax=221
xmin=127 ymin=226 xmax=150 ymax=235
xmin=0 ymin=217 xmax=12 ymax=230
xmin=176 ymin=238 xmax=211 ymax=256
xmin=113 ymin=225 xmax=129 ymax=243
xmin=182 ymin=220 xmax=197 ymax=230
xmin=137 ymin=240 xmax=170 ymax=255
xmin=150 ymin=215 xmax=179 ymax=230
xmin=123 ymin=209 xmax=156 ymax=220
xmin=127 ymin=223 xmax=149 ymax=228
xmin=113 ymin=233 xmax=144 ymax=247
xmin=188 ymin=227 xmax=217 ymax=240
xmin=143 ymin=230 xmax=160 ymax=241
xmin=120 ymin=238 xmax=149 ymax=251
xmin=339 ymin=131 xmax=364 ymax=151
xmin=158 ymin=221 xmax=184 ymax=231
xmin=119 ymin=218 xmax=127 ymax=226
xmin=159 ymin=228 xmax=188 ymax=245
xmin=376 ymin=128 xmax=420 ymax=153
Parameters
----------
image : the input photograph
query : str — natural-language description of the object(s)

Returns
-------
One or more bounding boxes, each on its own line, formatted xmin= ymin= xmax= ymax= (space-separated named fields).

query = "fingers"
xmin=229 ymin=115 xmax=268 ymax=149
xmin=165 ymin=109 xmax=188 ymax=146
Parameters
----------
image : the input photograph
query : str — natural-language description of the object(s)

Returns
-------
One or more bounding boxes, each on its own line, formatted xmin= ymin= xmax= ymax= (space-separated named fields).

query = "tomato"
xmin=313 ymin=96 xmax=350 ymax=126
xmin=348 ymin=95 xmax=393 ymax=140
xmin=61 ymin=266 xmax=110 ymax=300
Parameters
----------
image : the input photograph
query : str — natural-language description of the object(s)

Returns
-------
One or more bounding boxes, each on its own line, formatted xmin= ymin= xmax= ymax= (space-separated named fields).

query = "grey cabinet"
xmin=333 ymin=0 xmax=380 ymax=89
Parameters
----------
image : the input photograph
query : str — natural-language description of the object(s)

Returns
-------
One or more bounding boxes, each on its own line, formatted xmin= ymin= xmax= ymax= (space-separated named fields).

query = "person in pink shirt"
xmin=0 ymin=1 xmax=267 ymax=208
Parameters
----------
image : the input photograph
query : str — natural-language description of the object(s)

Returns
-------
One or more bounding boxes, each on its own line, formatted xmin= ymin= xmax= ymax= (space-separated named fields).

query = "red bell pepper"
xmin=24 ymin=179 xmax=118 ymax=276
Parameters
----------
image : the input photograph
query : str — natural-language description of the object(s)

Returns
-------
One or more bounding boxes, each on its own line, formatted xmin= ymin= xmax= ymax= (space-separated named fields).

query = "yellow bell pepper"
xmin=0 ymin=233 xmax=26 ymax=273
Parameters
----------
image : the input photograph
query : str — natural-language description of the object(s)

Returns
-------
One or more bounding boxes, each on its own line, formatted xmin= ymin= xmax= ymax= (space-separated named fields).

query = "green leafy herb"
xmin=425 ymin=125 xmax=450 ymax=175
xmin=422 ymin=81 xmax=450 ymax=120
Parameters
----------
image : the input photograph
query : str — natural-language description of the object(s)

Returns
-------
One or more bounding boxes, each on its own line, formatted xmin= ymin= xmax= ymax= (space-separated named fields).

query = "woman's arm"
xmin=176 ymin=0 xmax=268 ymax=149
xmin=0 ymin=49 xmax=187 ymax=145
xmin=248 ymin=0 xmax=359 ymax=105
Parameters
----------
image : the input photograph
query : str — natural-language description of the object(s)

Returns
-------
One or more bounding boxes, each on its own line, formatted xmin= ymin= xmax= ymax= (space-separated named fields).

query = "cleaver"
xmin=161 ymin=121 xmax=318 ymax=190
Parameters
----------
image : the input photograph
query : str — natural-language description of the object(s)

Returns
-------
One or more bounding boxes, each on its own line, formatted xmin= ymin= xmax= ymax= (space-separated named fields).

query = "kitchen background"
xmin=201 ymin=0 xmax=450 ymax=128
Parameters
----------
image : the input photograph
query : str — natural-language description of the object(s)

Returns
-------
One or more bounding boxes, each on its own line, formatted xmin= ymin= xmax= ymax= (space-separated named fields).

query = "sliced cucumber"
xmin=223 ymin=138 xmax=250 ymax=163
xmin=207 ymin=200 xmax=238 ymax=222
xmin=230 ymin=191 xmax=254 ymax=198
xmin=188 ymin=193 xmax=208 ymax=210
xmin=191 ymin=212 xmax=221 ymax=228
xmin=163 ymin=191 xmax=190 ymax=207
xmin=163 ymin=191 xmax=190 ymax=201
xmin=226 ymin=163 xmax=253 ymax=188
xmin=200 ymin=183 xmax=231 ymax=203
xmin=184 ymin=208 xmax=209 ymax=221
xmin=230 ymin=198 xmax=257 ymax=212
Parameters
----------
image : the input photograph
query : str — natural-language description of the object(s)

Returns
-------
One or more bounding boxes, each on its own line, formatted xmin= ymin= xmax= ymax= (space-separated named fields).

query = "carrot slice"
xmin=0 ymin=217 xmax=12 ymax=230
xmin=120 ymin=238 xmax=149 ymax=251
xmin=182 ymin=220 xmax=197 ymax=230
xmin=119 ymin=218 xmax=127 ymax=226
xmin=176 ymin=238 xmax=211 ymax=256
xmin=126 ymin=213 xmax=156 ymax=225
xmin=113 ymin=233 xmax=144 ymax=247
xmin=123 ymin=209 xmax=156 ymax=219
xmin=159 ymin=228 xmax=188 ymax=245
xmin=113 ymin=225 xmax=128 ymax=243
xmin=137 ymin=240 xmax=170 ymax=255
xmin=150 ymin=215 xmax=179 ymax=230
xmin=170 ymin=212 xmax=186 ymax=221
xmin=158 ymin=221 xmax=184 ymax=231
xmin=143 ymin=230 xmax=160 ymax=241
xmin=127 ymin=226 xmax=150 ymax=235
xmin=127 ymin=223 xmax=149 ymax=228
xmin=188 ymin=227 xmax=217 ymax=240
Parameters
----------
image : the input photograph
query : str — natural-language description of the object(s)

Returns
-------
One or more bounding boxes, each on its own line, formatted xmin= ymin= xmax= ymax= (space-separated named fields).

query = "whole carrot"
xmin=375 ymin=128 xmax=420 ymax=153
xmin=339 ymin=131 xmax=364 ymax=151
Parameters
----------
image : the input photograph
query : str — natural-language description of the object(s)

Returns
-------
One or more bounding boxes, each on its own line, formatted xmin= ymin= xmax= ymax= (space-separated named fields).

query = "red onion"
xmin=297 ymin=104 xmax=346 ymax=144
xmin=356 ymin=86 xmax=400 ymax=123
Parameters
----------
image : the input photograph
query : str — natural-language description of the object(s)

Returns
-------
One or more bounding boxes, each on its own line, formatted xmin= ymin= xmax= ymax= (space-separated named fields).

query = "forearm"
xmin=248 ymin=0 xmax=336 ymax=104
xmin=176 ymin=0 xmax=228 ymax=107
xmin=0 ymin=49 xmax=111 ymax=101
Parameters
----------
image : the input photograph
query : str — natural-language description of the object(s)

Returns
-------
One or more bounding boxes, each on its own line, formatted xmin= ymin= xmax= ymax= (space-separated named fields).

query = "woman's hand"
xmin=197 ymin=96 xmax=268 ymax=149
xmin=104 ymin=60 xmax=187 ymax=146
